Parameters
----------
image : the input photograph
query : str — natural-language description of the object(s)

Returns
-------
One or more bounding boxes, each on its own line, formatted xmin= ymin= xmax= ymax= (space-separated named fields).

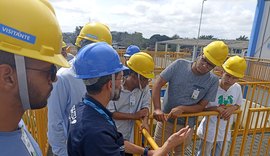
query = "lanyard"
xmin=83 ymin=98 xmax=115 ymax=126
xmin=21 ymin=126 xmax=37 ymax=156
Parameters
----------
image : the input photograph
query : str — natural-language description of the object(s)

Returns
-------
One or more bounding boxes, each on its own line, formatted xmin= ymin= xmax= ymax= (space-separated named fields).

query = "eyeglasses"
xmin=200 ymin=56 xmax=215 ymax=69
xmin=26 ymin=64 xmax=57 ymax=81
xmin=115 ymin=74 xmax=124 ymax=82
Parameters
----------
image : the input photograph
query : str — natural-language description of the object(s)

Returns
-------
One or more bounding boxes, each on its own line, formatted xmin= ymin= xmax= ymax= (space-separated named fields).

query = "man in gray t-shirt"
xmin=152 ymin=41 xmax=229 ymax=155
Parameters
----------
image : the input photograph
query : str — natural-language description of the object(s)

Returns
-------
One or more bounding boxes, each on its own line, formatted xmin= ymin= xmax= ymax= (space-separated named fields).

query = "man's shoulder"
xmin=57 ymin=66 xmax=74 ymax=77
xmin=55 ymin=66 xmax=83 ymax=87
xmin=229 ymin=83 xmax=242 ymax=91
xmin=0 ymin=130 xmax=34 ymax=156
xmin=209 ymin=72 xmax=219 ymax=82
xmin=163 ymin=59 xmax=191 ymax=74
xmin=174 ymin=59 xmax=192 ymax=65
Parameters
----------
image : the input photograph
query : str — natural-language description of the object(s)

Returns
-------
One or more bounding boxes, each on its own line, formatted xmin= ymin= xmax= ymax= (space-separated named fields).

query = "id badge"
xmin=191 ymin=89 xmax=200 ymax=100
xmin=21 ymin=127 xmax=37 ymax=156
xmin=130 ymin=94 xmax=136 ymax=106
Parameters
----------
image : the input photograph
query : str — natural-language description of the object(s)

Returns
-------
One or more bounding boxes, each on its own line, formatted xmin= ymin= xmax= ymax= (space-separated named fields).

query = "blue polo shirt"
xmin=67 ymin=95 xmax=125 ymax=156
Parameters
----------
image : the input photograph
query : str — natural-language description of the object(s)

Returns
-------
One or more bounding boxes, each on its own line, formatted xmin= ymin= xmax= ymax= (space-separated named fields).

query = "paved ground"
xmin=47 ymin=133 xmax=270 ymax=156
xmin=184 ymin=132 xmax=270 ymax=156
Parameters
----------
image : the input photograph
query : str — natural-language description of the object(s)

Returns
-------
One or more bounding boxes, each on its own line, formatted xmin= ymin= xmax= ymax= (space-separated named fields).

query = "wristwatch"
xmin=143 ymin=147 xmax=149 ymax=156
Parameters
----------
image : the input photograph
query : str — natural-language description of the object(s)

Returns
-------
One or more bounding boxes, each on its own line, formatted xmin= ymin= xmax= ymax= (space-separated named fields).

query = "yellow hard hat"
xmin=75 ymin=22 xmax=112 ymax=46
xmin=75 ymin=37 xmax=82 ymax=47
xmin=222 ymin=56 xmax=247 ymax=78
xmin=127 ymin=52 xmax=155 ymax=79
xmin=203 ymin=41 xmax=229 ymax=66
xmin=0 ymin=0 xmax=70 ymax=68
xmin=62 ymin=41 xmax=67 ymax=48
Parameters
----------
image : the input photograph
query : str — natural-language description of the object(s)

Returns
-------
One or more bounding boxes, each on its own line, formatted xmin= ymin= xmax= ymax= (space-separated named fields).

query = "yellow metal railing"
xmin=134 ymin=120 xmax=159 ymax=150
xmin=134 ymin=81 xmax=270 ymax=156
xmin=134 ymin=108 xmax=269 ymax=156
xmin=22 ymin=107 xmax=48 ymax=156
xmin=19 ymin=68 xmax=270 ymax=156
xmin=240 ymin=107 xmax=270 ymax=156
xmin=118 ymin=50 xmax=270 ymax=81
xmin=117 ymin=50 xmax=190 ymax=75
xmin=134 ymin=110 xmax=242 ymax=156
xmin=244 ymin=57 xmax=270 ymax=82
xmin=238 ymin=82 xmax=270 ymax=129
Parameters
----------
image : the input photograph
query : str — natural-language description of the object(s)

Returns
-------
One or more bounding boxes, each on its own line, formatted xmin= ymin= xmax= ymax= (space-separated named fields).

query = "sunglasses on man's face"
xmin=26 ymin=64 xmax=57 ymax=81
xmin=200 ymin=56 xmax=215 ymax=69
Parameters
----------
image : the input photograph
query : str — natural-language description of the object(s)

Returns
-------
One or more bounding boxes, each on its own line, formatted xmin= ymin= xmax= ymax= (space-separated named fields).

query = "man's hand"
xmin=134 ymin=109 xmax=149 ymax=120
xmin=140 ymin=121 xmax=150 ymax=133
xmin=167 ymin=106 xmax=184 ymax=119
xmin=166 ymin=126 xmax=192 ymax=148
xmin=153 ymin=109 xmax=166 ymax=122
xmin=216 ymin=106 xmax=225 ymax=114
xmin=220 ymin=105 xmax=237 ymax=120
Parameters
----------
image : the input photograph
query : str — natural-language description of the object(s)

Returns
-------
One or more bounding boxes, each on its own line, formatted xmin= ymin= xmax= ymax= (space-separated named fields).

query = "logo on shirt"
xmin=119 ymin=145 xmax=125 ymax=152
xmin=218 ymin=95 xmax=233 ymax=106
xmin=69 ymin=105 xmax=77 ymax=124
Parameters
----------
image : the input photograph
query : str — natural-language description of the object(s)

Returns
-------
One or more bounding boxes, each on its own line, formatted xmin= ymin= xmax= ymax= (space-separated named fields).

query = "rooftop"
xmin=157 ymin=39 xmax=249 ymax=49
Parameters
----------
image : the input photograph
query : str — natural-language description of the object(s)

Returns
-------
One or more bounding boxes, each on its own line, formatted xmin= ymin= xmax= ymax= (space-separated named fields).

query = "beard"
xmin=28 ymin=83 xmax=53 ymax=109
xmin=110 ymin=88 xmax=121 ymax=101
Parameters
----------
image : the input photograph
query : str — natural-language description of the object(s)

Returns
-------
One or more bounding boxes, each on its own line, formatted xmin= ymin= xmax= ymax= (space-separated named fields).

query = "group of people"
xmin=0 ymin=0 xmax=248 ymax=156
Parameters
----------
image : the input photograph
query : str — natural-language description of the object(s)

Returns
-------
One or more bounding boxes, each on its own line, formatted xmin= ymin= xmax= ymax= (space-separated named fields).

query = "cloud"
xmin=49 ymin=0 xmax=257 ymax=39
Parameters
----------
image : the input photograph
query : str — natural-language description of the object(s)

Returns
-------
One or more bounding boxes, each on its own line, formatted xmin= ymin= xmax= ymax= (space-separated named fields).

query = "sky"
xmin=50 ymin=0 xmax=257 ymax=40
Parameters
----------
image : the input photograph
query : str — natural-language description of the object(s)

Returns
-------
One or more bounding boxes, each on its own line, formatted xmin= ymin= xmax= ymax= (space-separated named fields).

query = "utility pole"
xmin=192 ymin=0 xmax=207 ymax=61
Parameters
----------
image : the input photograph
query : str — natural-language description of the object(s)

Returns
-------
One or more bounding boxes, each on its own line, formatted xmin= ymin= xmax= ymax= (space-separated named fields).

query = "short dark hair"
xmin=77 ymin=39 xmax=95 ymax=51
xmin=129 ymin=69 xmax=138 ymax=77
xmin=85 ymin=72 xmax=121 ymax=95
xmin=0 ymin=50 xmax=34 ymax=68
xmin=0 ymin=50 xmax=15 ymax=67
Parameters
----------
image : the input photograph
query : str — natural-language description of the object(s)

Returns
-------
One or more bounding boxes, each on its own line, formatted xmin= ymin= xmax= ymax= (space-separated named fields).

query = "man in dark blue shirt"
xmin=68 ymin=94 xmax=125 ymax=155
xmin=68 ymin=42 xmax=192 ymax=156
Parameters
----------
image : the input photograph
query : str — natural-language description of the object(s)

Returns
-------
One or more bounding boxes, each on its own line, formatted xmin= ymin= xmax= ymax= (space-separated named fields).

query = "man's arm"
xmin=124 ymin=141 xmax=145 ymax=155
xmin=140 ymin=88 xmax=151 ymax=131
xmin=152 ymin=76 xmax=167 ymax=121
xmin=180 ymin=99 xmax=209 ymax=113
xmin=153 ymin=126 xmax=192 ymax=156
xmin=141 ymin=108 xmax=150 ymax=132
xmin=47 ymin=76 xmax=69 ymax=156
xmin=167 ymin=99 xmax=209 ymax=119
xmin=125 ymin=126 xmax=192 ymax=156
xmin=112 ymin=109 xmax=148 ymax=120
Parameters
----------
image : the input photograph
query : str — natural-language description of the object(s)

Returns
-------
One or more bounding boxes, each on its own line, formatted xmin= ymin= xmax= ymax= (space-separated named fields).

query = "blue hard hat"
xmin=124 ymin=45 xmax=140 ymax=57
xmin=74 ymin=42 xmax=128 ymax=79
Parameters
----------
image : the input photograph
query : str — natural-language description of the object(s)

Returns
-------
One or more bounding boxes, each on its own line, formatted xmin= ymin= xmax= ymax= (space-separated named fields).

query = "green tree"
xmin=236 ymin=35 xmax=249 ymax=41
xmin=62 ymin=26 xmax=83 ymax=45
xmin=199 ymin=35 xmax=216 ymax=40
xmin=171 ymin=34 xmax=181 ymax=39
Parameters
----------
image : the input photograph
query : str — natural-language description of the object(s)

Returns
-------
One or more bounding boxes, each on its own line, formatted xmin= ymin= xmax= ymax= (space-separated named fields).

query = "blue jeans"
xmin=196 ymin=139 xmax=228 ymax=156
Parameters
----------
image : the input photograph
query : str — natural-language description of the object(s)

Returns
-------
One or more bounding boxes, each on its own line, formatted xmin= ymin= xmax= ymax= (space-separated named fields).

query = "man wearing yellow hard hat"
xmin=107 ymin=52 xmax=154 ymax=151
xmin=197 ymin=56 xmax=247 ymax=156
xmin=61 ymin=41 xmax=74 ymax=61
xmin=0 ymin=0 xmax=69 ymax=155
xmin=152 ymin=41 xmax=229 ymax=155
xmin=68 ymin=42 xmax=192 ymax=156
xmin=47 ymin=22 xmax=113 ymax=156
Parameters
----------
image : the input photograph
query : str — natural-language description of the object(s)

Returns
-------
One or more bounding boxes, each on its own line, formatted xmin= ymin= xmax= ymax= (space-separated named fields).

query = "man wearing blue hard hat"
xmin=67 ymin=42 xmax=191 ymax=156
xmin=124 ymin=45 xmax=140 ymax=60
xmin=47 ymin=22 xmax=113 ymax=156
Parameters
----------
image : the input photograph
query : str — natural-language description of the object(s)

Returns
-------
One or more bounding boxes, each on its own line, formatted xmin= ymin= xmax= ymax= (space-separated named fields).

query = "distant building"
xmin=112 ymin=42 xmax=126 ymax=50
xmin=155 ymin=39 xmax=249 ymax=57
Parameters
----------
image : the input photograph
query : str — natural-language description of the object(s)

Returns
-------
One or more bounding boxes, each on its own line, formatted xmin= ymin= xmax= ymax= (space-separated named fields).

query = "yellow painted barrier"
xmin=22 ymin=107 xmax=48 ymax=156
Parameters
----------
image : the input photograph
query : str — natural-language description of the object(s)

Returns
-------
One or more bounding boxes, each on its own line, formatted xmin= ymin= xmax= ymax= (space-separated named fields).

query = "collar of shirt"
xmin=84 ymin=94 xmax=113 ymax=119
